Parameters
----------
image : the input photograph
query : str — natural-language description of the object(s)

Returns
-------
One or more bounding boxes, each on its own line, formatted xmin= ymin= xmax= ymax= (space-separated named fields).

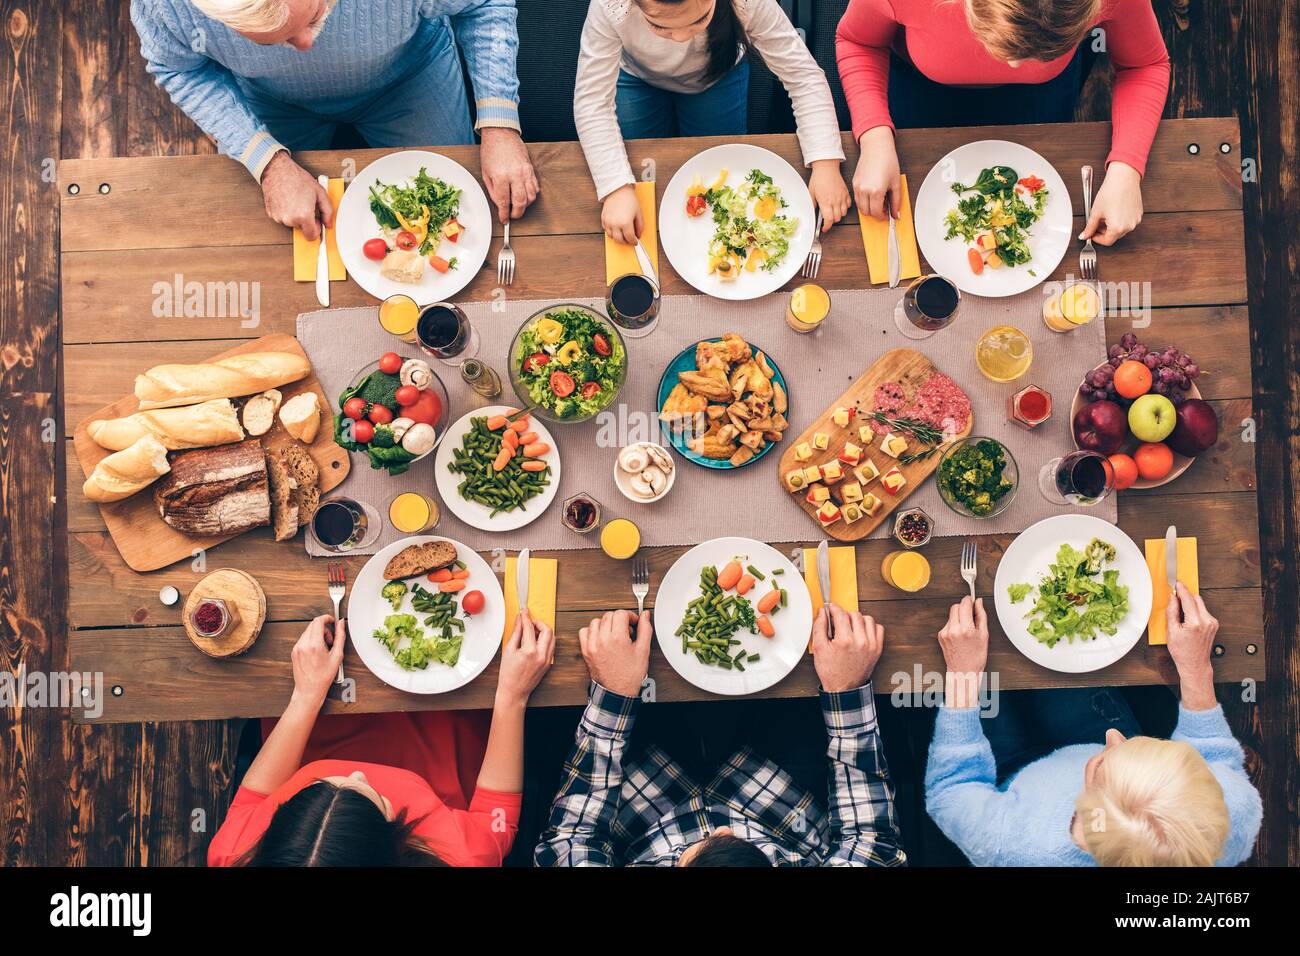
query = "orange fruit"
xmin=1134 ymin=442 xmax=1174 ymax=481
xmin=1113 ymin=360 xmax=1153 ymax=399
xmin=1107 ymin=453 xmax=1139 ymax=490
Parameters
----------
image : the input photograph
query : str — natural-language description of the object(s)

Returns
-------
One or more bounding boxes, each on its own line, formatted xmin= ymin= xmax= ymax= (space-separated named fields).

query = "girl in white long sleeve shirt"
xmin=574 ymin=0 xmax=850 ymax=243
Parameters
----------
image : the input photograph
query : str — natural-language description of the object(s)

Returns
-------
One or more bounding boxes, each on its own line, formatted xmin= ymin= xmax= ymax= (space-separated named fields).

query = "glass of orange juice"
xmin=1043 ymin=281 xmax=1101 ymax=333
xmin=379 ymin=293 xmax=420 ymax=343
xmin=786 ymin=283 xmax=830 ymax=333
xmin=881 ymin=550 xmax=931 ymax=593
xmin=600 ymin=518 xmax=641 ymax=560
xmin=975 ymin=325 xmax=1033 ymax=382
xmin=388 ymin=492 xmax=439 ymax=534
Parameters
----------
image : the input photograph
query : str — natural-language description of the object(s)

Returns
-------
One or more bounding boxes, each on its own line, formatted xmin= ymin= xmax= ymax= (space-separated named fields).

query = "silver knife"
xmin=315 ymin=173 xmax=331 ymax=307
xmin=887 ymin=214 xmax=901 ymax=289
xmin=633 ymin=239 xmax=661 ymax=293
xmin=816 ymin=540 xmax=834 ymax=637
xmin=1164 ymin=525 xmax=1178 ymax=594
xmin=516 ymin=548 xmax=530 ymax=619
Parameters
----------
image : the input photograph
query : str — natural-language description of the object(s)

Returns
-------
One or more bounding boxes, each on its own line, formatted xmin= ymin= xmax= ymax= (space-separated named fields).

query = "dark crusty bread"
xmin=266 ymin=453 xmax=299 ymax=542
xmin=153 ymin=439 xmax=270 ymax=536
xmin=382 ymin=540 xmax=457 ymax=580
xmin=279 ymin=442 xmax=319 ymax=528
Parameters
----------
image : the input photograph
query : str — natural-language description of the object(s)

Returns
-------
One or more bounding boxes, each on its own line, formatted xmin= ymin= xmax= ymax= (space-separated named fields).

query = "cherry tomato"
xmin=580 ymin=381 xmax=601 ymax=400
xmin=405 ymin=389 xmax=442 ymax=426
xmin=549 ymin=371 xmax=575 ymax=398
xmin=378 ymin=352 xmax=402 ymax=375
xmin=367 ymin=403 xmax=393 ymax=425
xmin=461 ymin=590 xmax=485 ymax=615
xmin=394 ymin=385 xmax=420 ymax=407
xmin=363 ymin=238 xmax=388 ymax=261
xmin=343 ymin=397 xmax=368 ymax=420
xmin=351 ymin=419 xmax=375 ymax=444
xmin=395 ymin=231 xmax=418 ymax=251
xmin=1018 ymin=175 xmax=1046 ymax=192
xmin=523 ymin=352 xmax=550 ymax=373
xmin=428 ymin=255 xmax=450 ymax=274
xmin=685 ymin=194 xmax=707 ymax=217
xmin=592 ymin=333 xmax=611 ymax=357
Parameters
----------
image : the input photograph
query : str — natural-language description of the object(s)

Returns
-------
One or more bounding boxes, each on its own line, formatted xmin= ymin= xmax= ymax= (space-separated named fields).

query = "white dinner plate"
xmin=653 ymin=537 xmax=812 ymax=696
xmin=913 ymin=140 xmax=1072 ymax=298
xmin=993 ymin=514 xmax=1153 ymax=674
xmin=347 ymin=535 xmax=504 ymax=694
xmin=336 ymin=149 xmax=492 ymax=305
xmin=659 ymin=144 xmax=816 ymax=301
xmin=433 ymin=405 xmax=561 ymax=532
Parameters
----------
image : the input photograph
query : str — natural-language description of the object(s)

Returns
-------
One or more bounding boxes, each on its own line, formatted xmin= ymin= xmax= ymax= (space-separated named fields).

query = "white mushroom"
xmin=390 ymin=417 xmax=415 ymax=443
xmin=400 ymin=422 xmax=437 ymax=456
xmin=399 ymin=359 xmax=435 ymax=391
xmin=628 ymin=471 xmax=656 ymax=499
xmin=617 ymin=444 xmax=649 ymax=474
xmin=645 ymin=444 xmax=674 ymax=474
xmin=640 ymin=465 xmax=667 ymax=495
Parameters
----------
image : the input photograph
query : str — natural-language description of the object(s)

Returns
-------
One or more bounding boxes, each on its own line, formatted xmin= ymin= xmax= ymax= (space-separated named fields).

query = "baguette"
xmin=278 ymin=392 xmax=321 ymax=443
xmin=152 ymin=439 xmax=271 ymax=536
xmin=83 ymin=436 xmax=171 ymax=503
xmin=242 ymin=389 xmax=283 ymax=437
xmin=135 ymin=352 xmax=311 ymax=410
xmin=86 ymin=399 xmax=244 ymax=451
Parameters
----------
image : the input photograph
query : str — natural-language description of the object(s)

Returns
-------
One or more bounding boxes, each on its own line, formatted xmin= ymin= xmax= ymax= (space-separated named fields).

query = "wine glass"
xmin=309 ymin=497 xmax=383 ymax=553
xmin=1038 ymin=450 xmax=1115 ymax=506
xmin=894 ymin=274 xmax=960 ymax=340
xmin=417 ymin=301 xmax=480 ymax=365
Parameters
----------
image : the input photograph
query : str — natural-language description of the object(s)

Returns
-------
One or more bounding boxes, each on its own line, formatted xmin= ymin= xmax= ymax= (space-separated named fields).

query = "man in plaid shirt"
xmin=535 ymin=604 xmax=907 ymax=867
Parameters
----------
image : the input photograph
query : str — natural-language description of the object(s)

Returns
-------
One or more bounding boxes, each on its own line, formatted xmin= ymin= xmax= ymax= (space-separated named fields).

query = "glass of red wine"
xmin=606 ymin=272 xmax=660 ymax=339
xmin=417 ymin=301 xmax=480 ymax=365
xmin=895 ymin=274 xmax=960 ymax=340
xmin=309 ymin=497 xmax=382 ymax=553
xmin=1038 ymin=450 xmax=1115 ymax=507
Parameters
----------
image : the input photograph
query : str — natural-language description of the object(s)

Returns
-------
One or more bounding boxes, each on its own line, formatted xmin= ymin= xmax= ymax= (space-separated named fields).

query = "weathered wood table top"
xmin=60 ymin=118 xmax=1262 ymax=724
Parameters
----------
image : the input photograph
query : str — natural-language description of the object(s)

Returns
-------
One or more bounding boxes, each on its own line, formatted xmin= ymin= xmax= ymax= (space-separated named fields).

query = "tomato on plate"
xmin=405 ymin=389 xmax=442 ymax=426
xmin=592 ymin=333 xmax=611 ymax=357
xmin=395 ymin=231 xmax=418 ymax=251
xmin=429 ymin=255 xmax=450 ymax=273
xmin=343 ymin=397 xmax=368 ymax=420
xmin=378 ymin=352 xmax=402 ymax=375
xmin=523 ymin=352 xmax=549 ymax=373
xmin=549 ymin=371 xmax=575 ymax=398
xmin=461 ymin=590 xmax=485 ymax=615
xmin=363 ymin=238 xmax=388 ymax=261
xmin=580 ymin=381 xmax=601 ymax=400
xmin=1017 ymin=175 xmax=1046 ymax=192
xmin=351 ymin=419 xmax=375 ymax=444
xmin=367 ymin=404 xmax=393 ymax=425
xmin=394 ymin=385 xmax=420 ymax=407
xmin=685 ymin=194 xmax=707 ymax=217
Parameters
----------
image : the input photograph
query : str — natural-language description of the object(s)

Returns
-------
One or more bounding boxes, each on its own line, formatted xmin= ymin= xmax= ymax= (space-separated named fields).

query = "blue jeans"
xmin=240 ymin=24 xmax=474 ymax=150
xmin=615 ymin=59 xmax=750 ymax=139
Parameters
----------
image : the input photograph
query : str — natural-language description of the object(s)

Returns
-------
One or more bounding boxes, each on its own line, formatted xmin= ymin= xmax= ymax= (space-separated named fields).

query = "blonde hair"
xmin=190 ymin=0 xmax=291 ymax=33
xmin=1074 ymin=736 xmax=1231 ymax=867
xmin=963 ymin=0 xmax=1102 ymax=63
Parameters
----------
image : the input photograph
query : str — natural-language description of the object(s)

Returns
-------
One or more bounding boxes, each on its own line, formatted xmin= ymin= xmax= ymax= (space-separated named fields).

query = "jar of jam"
xmin=1008 ymin=385 xmax=1052 ymax=429
xmin=893 ymin=508 xmax=933 ymax=548
xmin=562 ymin=493 xmax=601 ymax=534
xmin=191 ymin=598 xmax=238 ymax=638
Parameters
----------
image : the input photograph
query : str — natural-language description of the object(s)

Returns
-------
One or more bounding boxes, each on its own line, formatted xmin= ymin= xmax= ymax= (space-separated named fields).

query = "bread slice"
xmin=266 ymin=453 xmax=300 ymax=542
xmin=279 ymin=392 xmax=321 ymax=443
xmin=280 ymin=441 xmax=319 ymax=527
xmin=242 ymin=389 xmax=282 ymax=437
xmin=382 ymin=540 xmax=457 ymax=580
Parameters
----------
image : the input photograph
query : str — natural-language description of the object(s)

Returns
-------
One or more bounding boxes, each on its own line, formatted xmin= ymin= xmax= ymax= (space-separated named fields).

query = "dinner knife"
xmin=315 ymin=174 xmax=331 ymax=307
xmin=887 ymin=214 xmax=901 ymax=289
xmin=516 ymin=548 xmax=530 ymax=620
xmin=633 ymin=239 xmax=661 ymax=293
xmin=1164 ymin=525 xmax=1178 ymax=594
xmin=816 ymin=540 xmax=834 ymax=638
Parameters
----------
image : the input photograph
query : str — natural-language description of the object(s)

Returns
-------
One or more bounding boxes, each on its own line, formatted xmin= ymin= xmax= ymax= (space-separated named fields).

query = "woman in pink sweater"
xmin=836 ymin=0 xmax=1170 ymax=245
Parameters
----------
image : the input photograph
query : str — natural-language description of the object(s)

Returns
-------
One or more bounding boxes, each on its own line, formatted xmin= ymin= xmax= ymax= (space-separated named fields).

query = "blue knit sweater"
xmin=925 ymin=704 xmax=1263 ymax=866
xmin=130 ymin=0 xmax=522 ymax=178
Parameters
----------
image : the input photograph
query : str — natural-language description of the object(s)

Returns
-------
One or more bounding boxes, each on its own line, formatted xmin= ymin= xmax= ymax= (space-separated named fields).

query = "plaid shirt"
xmin=534 ymin=682 xmax=906 ymax=867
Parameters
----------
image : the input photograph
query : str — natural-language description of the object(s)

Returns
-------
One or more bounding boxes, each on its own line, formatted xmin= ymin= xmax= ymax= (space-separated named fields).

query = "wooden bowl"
xmin=182 ymin=568 xmax=266 ymax=658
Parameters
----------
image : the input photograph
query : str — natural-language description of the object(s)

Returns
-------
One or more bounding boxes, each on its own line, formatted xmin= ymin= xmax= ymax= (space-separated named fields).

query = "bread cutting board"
xmin=72 ymin=333 xmax=349 ymax=572
xmin=777 ymin=348 xmax=972 ymax=542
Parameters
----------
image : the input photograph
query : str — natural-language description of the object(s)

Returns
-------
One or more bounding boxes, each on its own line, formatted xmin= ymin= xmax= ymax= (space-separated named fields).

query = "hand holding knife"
xmin=816 ymin=540 xmax=835 ymax=638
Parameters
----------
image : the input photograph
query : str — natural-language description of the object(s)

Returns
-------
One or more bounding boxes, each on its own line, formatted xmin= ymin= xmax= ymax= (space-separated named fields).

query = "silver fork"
xmin=960 ymin=541 xmax=977 ymax=601
xmin=631 ymin=554 xmax=650 ymax=616
xmin=497 ymin=220 xmax=516 ymax=286
xmin=802 ymin=209 xmax=823 ymax=278
xmin=327 ymin=561 xmax=347 ymax=685
xmin=1078 ymin=165 xmax=1097 ymax=282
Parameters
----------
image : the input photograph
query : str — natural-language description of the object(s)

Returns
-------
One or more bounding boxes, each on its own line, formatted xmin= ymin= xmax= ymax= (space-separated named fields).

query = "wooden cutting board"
xmin=72 ymin=333 xmax=349 ymax=572
xmin=777 ymin=348 xmax=972 ymax=542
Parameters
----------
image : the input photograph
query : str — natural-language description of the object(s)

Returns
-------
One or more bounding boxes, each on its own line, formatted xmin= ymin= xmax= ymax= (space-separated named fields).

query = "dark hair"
xmin=684 ymin=833 xmax=773 ymax=867
xmin=643 ymin=0 xmax=754 ymax=84
xmin=238 ymin=780 xmax=446 ymax=867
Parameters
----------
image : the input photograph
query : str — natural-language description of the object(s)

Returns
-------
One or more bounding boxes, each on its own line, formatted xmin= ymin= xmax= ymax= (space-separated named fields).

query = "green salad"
xmin=1008 ymin=538 xmax=1130 ymax=648
xmin=705 ymin=169 xmax=798 ymax=275
xmin=372 ymin=613 xmax=463 ymax=671
xmin=514 ymin=308 xmax=625 ymax=419
xmin=944 ymin=165 xmax=1048 ymax=270
xmin=369 ymin=167 xmax=461 ymax=256
xmin=938 ymin=439 xmax=1014 ymax=516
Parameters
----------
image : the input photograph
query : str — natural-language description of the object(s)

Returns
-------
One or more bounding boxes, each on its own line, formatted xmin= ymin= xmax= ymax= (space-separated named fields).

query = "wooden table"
xmin=60 ymin=118 xmax=1263 ymax=724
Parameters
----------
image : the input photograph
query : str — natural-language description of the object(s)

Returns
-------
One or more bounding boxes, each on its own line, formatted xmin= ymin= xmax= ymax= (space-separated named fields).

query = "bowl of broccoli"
xmin=937 ymin=437 xmax=1018 ymax=518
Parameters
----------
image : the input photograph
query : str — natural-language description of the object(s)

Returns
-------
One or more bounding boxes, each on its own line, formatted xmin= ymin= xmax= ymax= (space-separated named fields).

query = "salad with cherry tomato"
xmin=511 ymin=307 xmax=625 ymax=421
xmin=334 ymin=351 xmax=446 ymax=475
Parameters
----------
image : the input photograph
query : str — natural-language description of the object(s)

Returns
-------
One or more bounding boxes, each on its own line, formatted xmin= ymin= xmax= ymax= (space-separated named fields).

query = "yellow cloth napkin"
xmin=859 ymin=173 xmax=921 ymax=285
xmin=502 ymin=555 xmax=558 ymax=643
xmin=604 ymin=180 xmax=659 ymax=284
xmin=802 ymin=546 xmax=859 ymax=651
xmin=1144 ymin=536 xmax=1199 ymax=645
xmin=293 ymin=176 xmax=346 ymax=281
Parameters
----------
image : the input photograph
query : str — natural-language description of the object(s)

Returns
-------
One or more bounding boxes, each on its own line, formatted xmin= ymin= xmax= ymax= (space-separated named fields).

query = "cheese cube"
xmin=841 ymin=502 xmax=864 ymax=525
xmin=795 ymin=442 xmax=813 ymax=461
xmin=805 ymin=483 xmax=830 ymax=505
xmin=785 ymin=469 xmax=807 ymax=492
xmin=858 ymin=425 xmax=875 ymax=444
xmin=880 ymin=432 xmax=909 ymax=458
xmin=861 ymin=492 xmax=883 ymax=517
xmin=854 ymin=460 xmax=881 ymax=485
xmin=816 ymin=502 xmax=841 ymax=527
xmin=831 ymin=407 xmax=851 ymax=428
xmin=812 ymin=432 xmax=830 ymax=451
xmin=819 ymin=461 xmax=844 ymax=484
xmin=881 ymin=467 xmax=907 ymax=495
xmin=838 ymin=442 xmax=863 ymax=466
xmin=841 ymin=481 xmax=863 ymax=503
xmin=802 ymin=466 xmax=822 ymax=485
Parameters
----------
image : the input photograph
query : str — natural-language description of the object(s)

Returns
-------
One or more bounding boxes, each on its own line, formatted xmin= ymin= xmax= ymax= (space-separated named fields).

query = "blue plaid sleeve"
xmin=443 ymin=0 xmax=522 ymax=132
xmin=820 ymin=684 xmax=908 ymax=866
xmin=534 ymin=682 xmax=641 ymax=867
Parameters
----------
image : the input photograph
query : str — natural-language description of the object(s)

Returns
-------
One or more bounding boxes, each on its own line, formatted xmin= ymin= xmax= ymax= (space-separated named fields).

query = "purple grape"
xmin=1092 ymin=389 xmax=1109 ymax=402
xmin=1162 ymin=348 xmax=1179 ymax=363
xmin=1144 ymin=354 xmax=1160 ymax=369
xmin=1079 ymin=382 xmax=1092 ymax=397
xmin=1153 ymin=381 xmax=1169 ymax=395
xmin=1176 ymin=354 xmax=1192 ymax=369
xmin=1109 ymin=344 xmax=1125 ymax=360
xmin=1185 ymin=363 xmax=1200 ymax=378
xmin=1097 ymin=365 xmax=1114 ymax=382
xmin=1110 ymin=356 xmax=1125 ymax=369
xmin=1120 ymin=332 xmax=1138 ymax=349
xmin=1132 ymin=344 xmax=1149 ymax=359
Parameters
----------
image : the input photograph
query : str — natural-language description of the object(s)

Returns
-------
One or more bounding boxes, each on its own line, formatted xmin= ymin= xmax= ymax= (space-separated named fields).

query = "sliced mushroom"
xmin=629 ymin=471 xmax=656 ymax=499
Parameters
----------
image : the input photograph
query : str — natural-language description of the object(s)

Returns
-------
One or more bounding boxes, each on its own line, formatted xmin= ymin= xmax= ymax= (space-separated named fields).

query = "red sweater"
xmin=835 ymin=0 xmax=1170 ymax=175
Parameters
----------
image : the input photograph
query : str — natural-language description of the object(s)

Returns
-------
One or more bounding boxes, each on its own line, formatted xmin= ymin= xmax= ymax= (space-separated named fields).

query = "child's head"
xmin=1074 ymin=730 xmax=1232 ymax=867
xmin=962 ymin=0 xmax=1102 ymax=65
xmin=678 ymin=826 xmax=773 ymax=867
xmin=635 ymin=0 xmax=748 ymax=82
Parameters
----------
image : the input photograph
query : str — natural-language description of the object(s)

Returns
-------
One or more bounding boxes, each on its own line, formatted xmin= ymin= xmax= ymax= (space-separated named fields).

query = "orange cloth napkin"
xmin=293 ymin=176 xmax=346 ymax=281
xmin=604 ymin=180 xmax=659 ymax=284
xmin=1144 ymin=536 xmax=1199 ymax=645
xmin=501 ymin=555 xmax=558 ymax=644
xmin=858 ymin=173 xmax=921 ymax=285
xmin=802 ymin=546 xmax=859 ymax=651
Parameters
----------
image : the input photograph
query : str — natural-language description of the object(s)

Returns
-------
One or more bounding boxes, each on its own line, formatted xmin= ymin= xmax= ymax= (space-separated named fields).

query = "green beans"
xmin=448 ymin=417 xmax=550 ymax=517
xmin=676 ymin=565 xmax=760 ymax=668
xmin=746 ymin=565 xmax=766 ymax=581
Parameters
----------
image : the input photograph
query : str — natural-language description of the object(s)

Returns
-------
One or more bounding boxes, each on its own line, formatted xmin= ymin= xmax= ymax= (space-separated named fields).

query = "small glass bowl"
xmin=936 ymin=437 xmax=1019 ymax=519
xmin=893 ymin=508 xmax=934 ymax=548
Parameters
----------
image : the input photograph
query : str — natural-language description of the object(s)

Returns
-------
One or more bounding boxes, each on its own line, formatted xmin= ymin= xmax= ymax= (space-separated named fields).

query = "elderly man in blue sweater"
xmin=131 ymin=0 xmax=540 ymax=238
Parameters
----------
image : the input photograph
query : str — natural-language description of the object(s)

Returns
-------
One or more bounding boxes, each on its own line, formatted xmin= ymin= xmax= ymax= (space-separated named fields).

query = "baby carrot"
xmin=518 ymin=432 xmax=538 ymax=445
xmin=756 ymin=589 xmax=780 ymax=614
xmin=509 ymin=416 xmax=530 ymax=432
xmin=522 ymin=442 xmax=550 ymax=458
xmin=756 ymin=615 xmax=775 ymax=638
xmin=735 ymin=574 xmax=756 ymax=596
xmin=486 ymin=415 xmax=509 ymax=431
xmin=439 ymin=580 xmax=467 ymax=593
xmin=428 ymin=568 xmax=453 ymax=583
xmin=492 ymin=447 xmax=513 ymax=471
xmin=716 ymin=561 xmax=742 ymax=591
xmin=521 ymin=460 xmax=548 ymax=472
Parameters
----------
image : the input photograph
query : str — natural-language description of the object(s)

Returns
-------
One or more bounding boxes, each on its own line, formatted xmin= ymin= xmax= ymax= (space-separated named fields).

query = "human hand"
xmin=480 ymin=127 xmax=540 ymax=223
xmin=291 ymin=614 xmax=345 ymax=706
xmin=261 ymin=150 xmax=333 ymax=240
xmin=601 ymin=184 xmax=643 ymax=246
xmin=1080 ymin=161 xmax=1143 ymax=246
xmin=811 ymin=603 xmax=885 ymax=692
xmin=852 ymin=126 xmax=902 ymax=220
xmin=808 ymin=159 xmax=851 ymax=231
xmin=579 ymin=609 xmax=652 ymax=698
xmin=1165 ymin=583 xmax=1219 ymax=710
xmin=497 ymin=609 xmax=555 ymax=708
xmin=937 ymin=597 xmax=988 ymax=707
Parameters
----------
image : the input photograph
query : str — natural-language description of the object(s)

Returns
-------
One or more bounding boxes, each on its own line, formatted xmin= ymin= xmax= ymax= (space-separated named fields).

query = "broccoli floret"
xmin=381 ymin=580 xmax=408 ymax=611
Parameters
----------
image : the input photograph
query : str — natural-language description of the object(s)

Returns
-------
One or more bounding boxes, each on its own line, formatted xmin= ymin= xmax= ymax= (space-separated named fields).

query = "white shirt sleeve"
xmin=740 ymin=0 xmax=846 ymax=165
xmin=574 ymin=2 xmax=638 ymax=201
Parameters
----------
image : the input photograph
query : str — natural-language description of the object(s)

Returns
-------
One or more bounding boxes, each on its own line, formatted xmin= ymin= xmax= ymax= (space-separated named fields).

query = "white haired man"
xmin=131 ymin=0 xmax=540 ymax=237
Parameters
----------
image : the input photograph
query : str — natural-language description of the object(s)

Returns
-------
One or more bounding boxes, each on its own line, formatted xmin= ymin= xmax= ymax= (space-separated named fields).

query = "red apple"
xmin=1167 ymin=398 xmax=1219 ymax=457
xmin=1073 ymin=400 xmax=1128 ymax=455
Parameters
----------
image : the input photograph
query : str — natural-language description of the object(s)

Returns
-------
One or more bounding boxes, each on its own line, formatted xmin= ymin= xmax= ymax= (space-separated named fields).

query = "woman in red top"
xmin=836 ymin=0 xmax=1170 ymax=245
xmin=207 ymin=610 xmax=554 ymax=867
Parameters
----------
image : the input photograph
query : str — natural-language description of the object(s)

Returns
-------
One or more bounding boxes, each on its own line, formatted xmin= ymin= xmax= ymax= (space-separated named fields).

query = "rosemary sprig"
xmin=869 ymin=411 xmax=944 ymax=445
